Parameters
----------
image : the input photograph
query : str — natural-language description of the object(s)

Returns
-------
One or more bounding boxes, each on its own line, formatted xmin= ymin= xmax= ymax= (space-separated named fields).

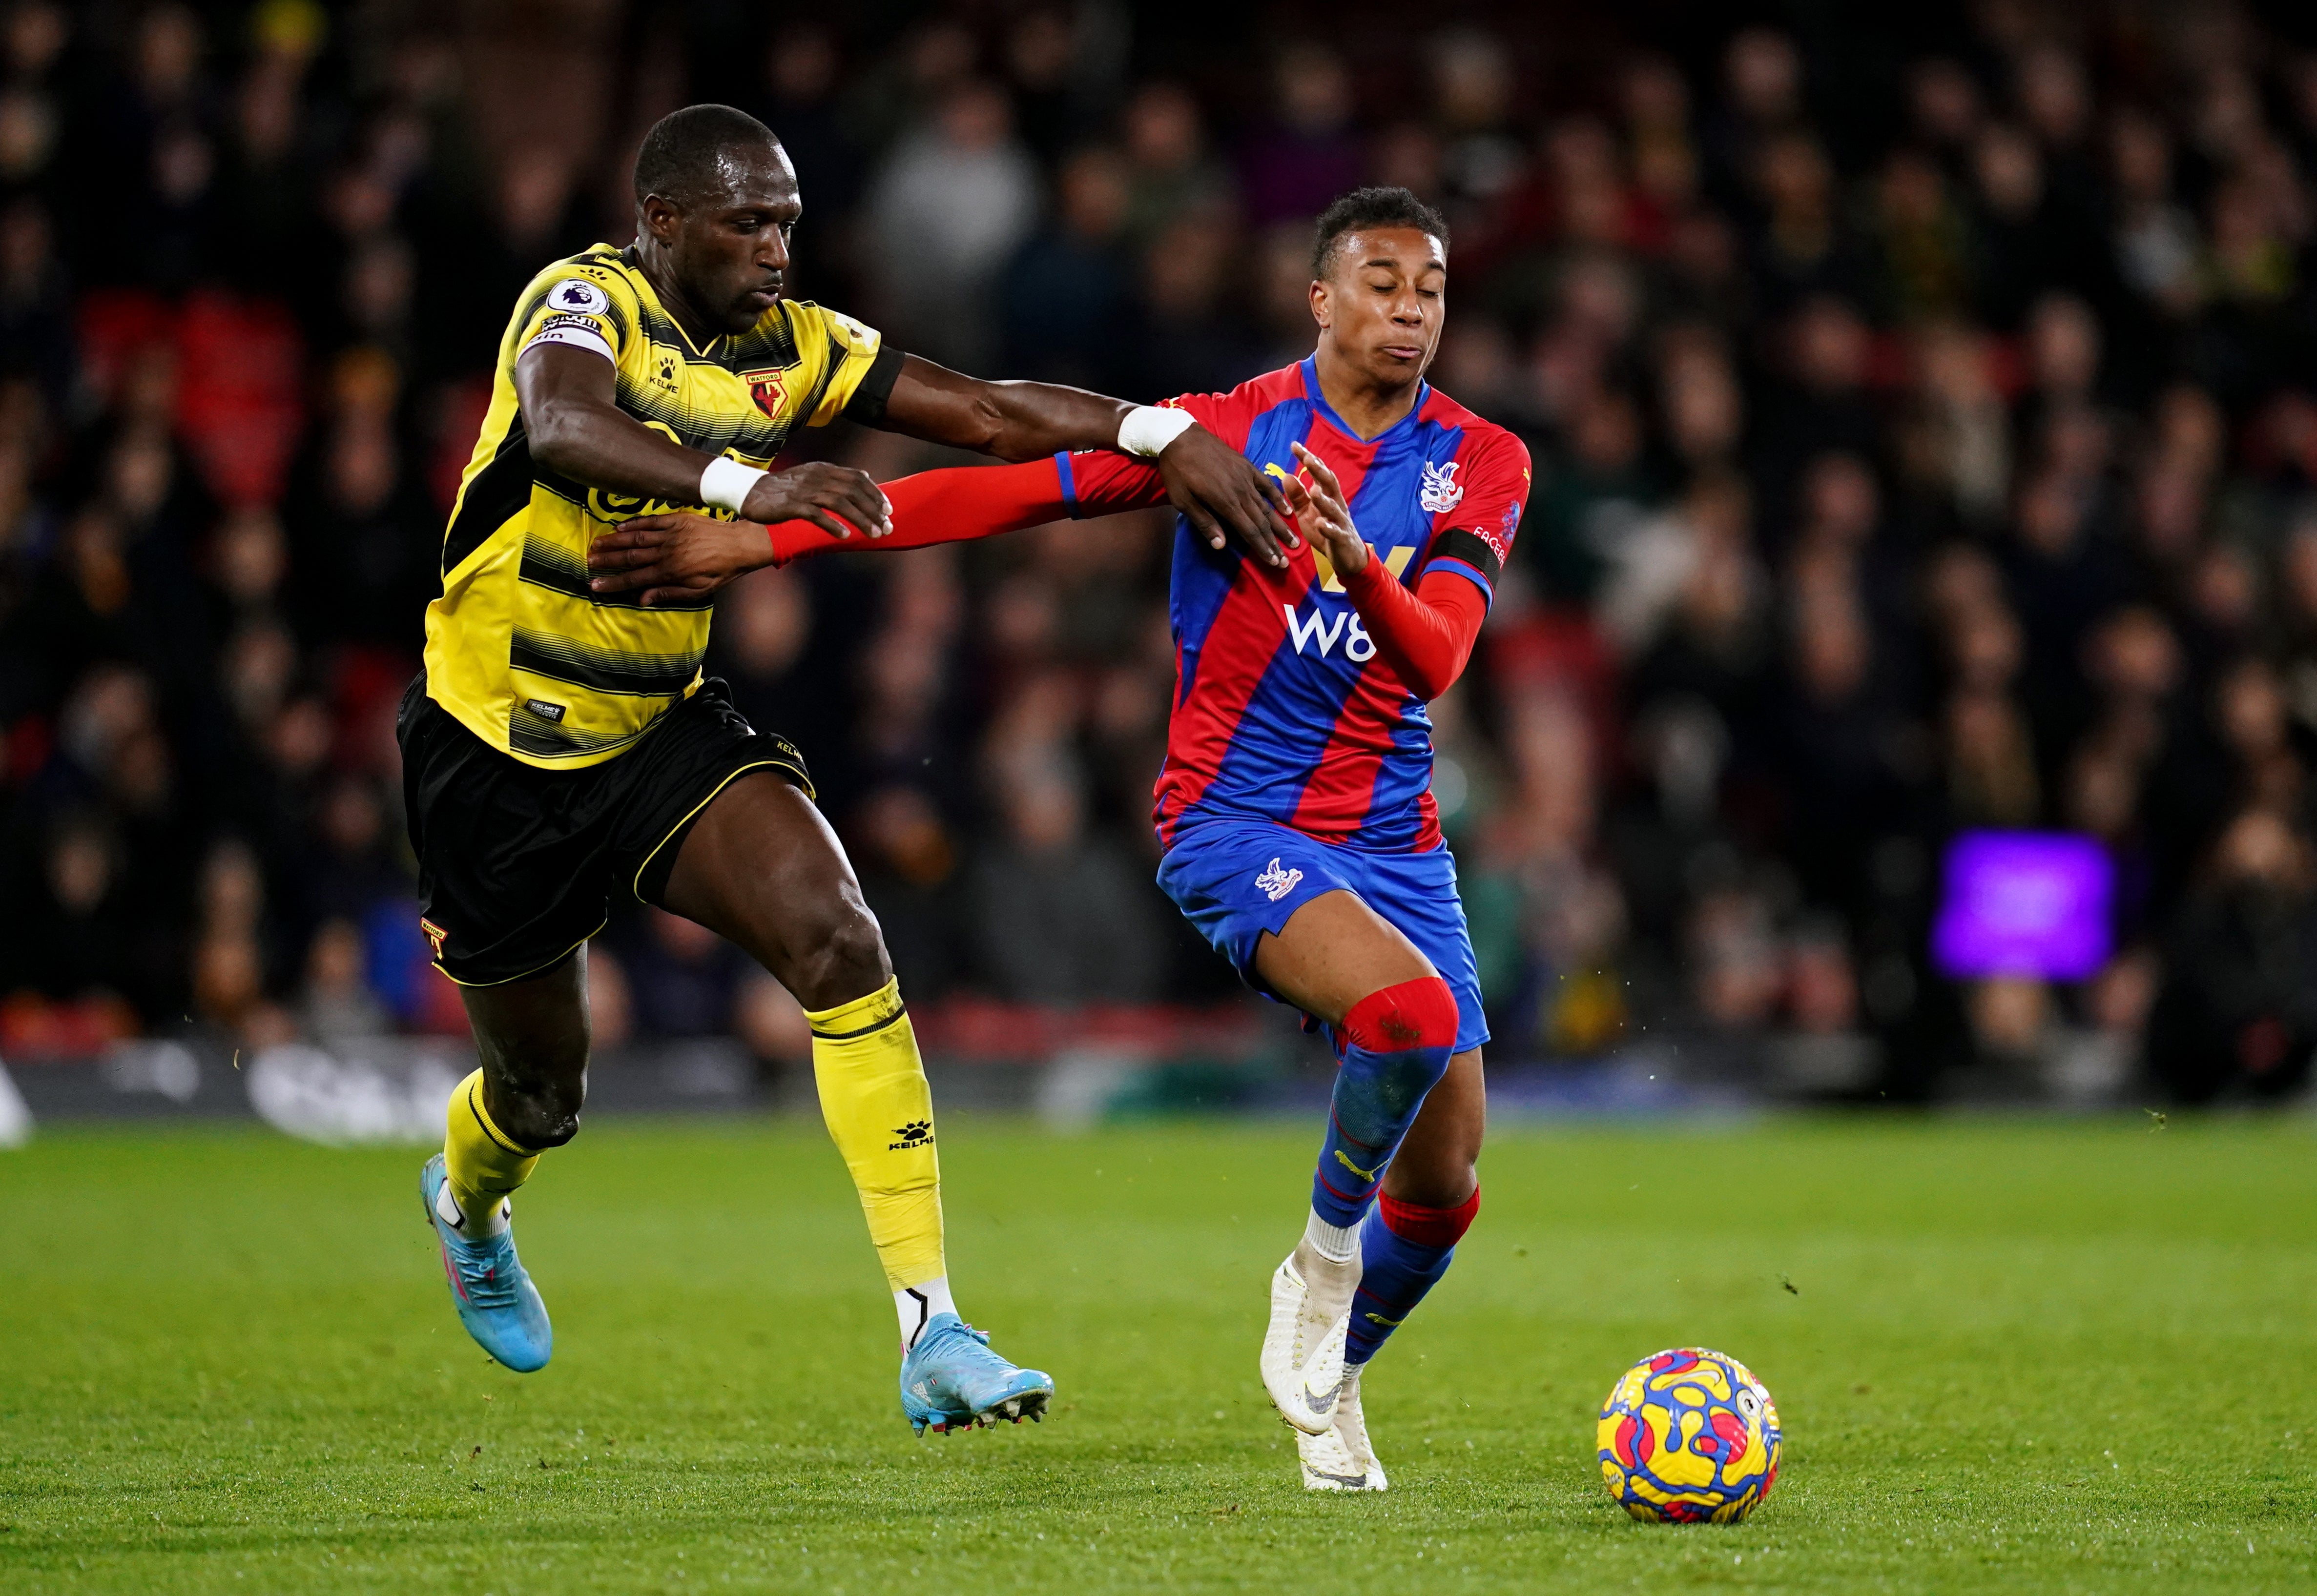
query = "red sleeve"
xmin=766 ymin=381 xmax=1267 ymax=562
xmin=1052 ymin=384 xmax=1262 ymax=517
xmin=1166 ymin=387 xmax=1263 ymax=451
xmin=1426 ymin=430 xmax=1531 ymax=600
xmin=765 ymin=458 xmax=1072 ymax=565
xmin=1053 ymin=449 xmax=1170 ymax=518
xmin=1364 ymin=431 xmax=1528 ymax=696
xmin=1339 ymin=559 xmax=1490 ymax=701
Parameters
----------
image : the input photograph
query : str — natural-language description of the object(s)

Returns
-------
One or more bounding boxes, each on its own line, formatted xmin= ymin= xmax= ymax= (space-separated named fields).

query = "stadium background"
xmin=5 ymin=0 xmax=2317 ymax=1125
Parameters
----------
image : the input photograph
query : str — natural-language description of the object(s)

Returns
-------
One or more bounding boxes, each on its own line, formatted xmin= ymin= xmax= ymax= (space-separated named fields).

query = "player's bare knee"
xmin=490 ymin=1068 xmax=586 ymax=1149
xmin=509 ymin=1100 xmax=583 ymax=1150
xmin=789 ymin=907 xmax=892 ymax=1011
xmin=474 ymin=1032 xmax=589 ymax=1148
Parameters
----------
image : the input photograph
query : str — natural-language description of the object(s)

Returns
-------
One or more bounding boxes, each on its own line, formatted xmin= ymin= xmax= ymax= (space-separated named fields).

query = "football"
xmin=1597 ymin=1347 xmax=1782 ymax=1523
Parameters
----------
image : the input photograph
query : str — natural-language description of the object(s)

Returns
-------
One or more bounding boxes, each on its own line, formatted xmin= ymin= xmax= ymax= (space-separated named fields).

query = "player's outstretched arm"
xmin=759 ymin=461 xmax=1076 ymax=563
xmin=875 ymin=354 xmax=1300 ymax=568
xmin=586 ymin=460 xmax=1084 ymax=602
xmin=516 ymin=342 xmax=895 ymax=543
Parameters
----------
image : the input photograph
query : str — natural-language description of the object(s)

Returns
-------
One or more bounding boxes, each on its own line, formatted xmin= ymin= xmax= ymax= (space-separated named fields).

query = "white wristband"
xmin=1118 ymin=404 xmax=1196 ymax=458
xmin=699 ymin=455 xmax=768 ymax=515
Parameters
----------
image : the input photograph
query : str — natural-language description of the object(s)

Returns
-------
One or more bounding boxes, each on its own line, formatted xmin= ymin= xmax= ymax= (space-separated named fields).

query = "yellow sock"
xmin=806 ymin=977 xmax=945 ymax=1290
xmin=443 ymin=1069 xmax=539 ymax=1236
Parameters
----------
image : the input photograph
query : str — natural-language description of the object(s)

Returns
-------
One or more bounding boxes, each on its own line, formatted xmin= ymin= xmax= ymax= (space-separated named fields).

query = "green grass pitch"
xmin=2 ymin=1113 xmax=2314 ymax=1593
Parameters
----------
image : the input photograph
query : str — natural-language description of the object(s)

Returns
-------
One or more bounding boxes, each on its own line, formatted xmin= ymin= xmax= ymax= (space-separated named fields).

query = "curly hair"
xmin=1310 ymin=186 xmax=1451 ymax=277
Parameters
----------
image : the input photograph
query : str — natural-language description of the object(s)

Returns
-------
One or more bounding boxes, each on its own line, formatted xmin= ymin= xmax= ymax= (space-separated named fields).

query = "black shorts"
xmin=396 ymin=674 xmax=810 ymax=986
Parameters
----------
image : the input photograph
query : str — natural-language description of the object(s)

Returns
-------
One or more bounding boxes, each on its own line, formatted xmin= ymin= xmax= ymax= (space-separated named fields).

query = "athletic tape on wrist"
xmin=1117 ymin=405 xmax=1196 ymax=458
xmin=700 ymin=455 xmax=768 ymax=515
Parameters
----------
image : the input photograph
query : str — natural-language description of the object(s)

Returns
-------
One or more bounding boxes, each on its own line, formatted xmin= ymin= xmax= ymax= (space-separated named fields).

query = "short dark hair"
xmin=633 ymin=103 xmax=781 ymax=207
xmin=1311 ymin=186 xmax=1450 ymax=277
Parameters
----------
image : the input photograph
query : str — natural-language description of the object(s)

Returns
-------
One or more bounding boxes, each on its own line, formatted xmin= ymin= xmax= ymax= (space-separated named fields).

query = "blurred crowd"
xmin=6 ymin=0 xmax=2317 ymax=1105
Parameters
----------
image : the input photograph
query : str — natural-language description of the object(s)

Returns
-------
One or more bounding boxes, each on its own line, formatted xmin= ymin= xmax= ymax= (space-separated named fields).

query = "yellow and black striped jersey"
xmin=422 ymin=244 xmax=885 ymax=767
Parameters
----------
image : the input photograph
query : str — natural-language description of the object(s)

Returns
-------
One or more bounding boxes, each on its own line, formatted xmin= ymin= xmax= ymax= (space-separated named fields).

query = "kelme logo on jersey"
xmin=549 ymin=278 xmax=609 ymax=315
xmin=1419 ymin=459 xmax=1464 ymax=514
xmin=740 ymin=366 xmax=789 ymax=419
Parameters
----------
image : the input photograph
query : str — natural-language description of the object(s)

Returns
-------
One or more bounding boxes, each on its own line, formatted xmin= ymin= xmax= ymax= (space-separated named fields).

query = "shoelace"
xmin=444 ymin=1231 xmax=522 ymax=1311
xmin=912 ymin=1322 xmax=1020 ymax=1394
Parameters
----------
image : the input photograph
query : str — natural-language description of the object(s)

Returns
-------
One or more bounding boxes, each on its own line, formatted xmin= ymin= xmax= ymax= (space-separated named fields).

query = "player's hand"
xmin=587 ymin=512 xmax=772 ymax=607
xmin=1285 ymin=441 xmax=1368 ymax=575
xmin=1157 ymin=425 xmax=1300 ymax=569
xmin=739 ymin=461 xmax=894 ymax=542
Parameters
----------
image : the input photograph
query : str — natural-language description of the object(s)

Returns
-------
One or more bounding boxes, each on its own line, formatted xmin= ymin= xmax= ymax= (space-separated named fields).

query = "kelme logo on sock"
xmin=889 ymin=1120 xmax=933 ymax=1150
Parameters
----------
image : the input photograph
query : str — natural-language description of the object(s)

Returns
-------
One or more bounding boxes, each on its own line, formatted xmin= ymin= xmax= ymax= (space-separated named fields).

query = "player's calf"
xmin=462 ymin=955 xmax=594 ymax=1149
xmin=1266 ymin=975 xmax=1459 ymax=1431
xmin=415 ymin=957 xmax=595 ymax=1371
xmin=801 ymin=976 xmax=952 ymax=1347
xmin=1347 ymin=1187 xmax=1478 ymax=1367
xmin=1312 ymin=976 xmax=1460 ymax=1228
xmin=439 ymin=1068 xmax=546 ymax=1236
xmin=422 ymin=1074 xmax=553 ymax=1371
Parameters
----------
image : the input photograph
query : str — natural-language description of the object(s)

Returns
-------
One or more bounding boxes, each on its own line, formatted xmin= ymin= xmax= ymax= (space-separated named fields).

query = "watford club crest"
xmin=741 ymin=366 xmax=788 ymax=419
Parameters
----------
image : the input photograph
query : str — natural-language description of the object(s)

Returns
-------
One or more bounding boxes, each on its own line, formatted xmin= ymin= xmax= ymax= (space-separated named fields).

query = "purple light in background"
xmin=1931 ymin=831 xmax=2113 ymax=981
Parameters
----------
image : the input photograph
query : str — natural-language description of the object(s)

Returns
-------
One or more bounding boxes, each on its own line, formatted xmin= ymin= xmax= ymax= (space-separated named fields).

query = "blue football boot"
xmin=898 ymin=1313 xmax=1054 ymax=1434
xmin=419 ymin=1153 xmax=552 ymax=1372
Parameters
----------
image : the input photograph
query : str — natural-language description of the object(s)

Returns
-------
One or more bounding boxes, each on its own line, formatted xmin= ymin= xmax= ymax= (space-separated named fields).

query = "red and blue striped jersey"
xmin=1060 ymin=357 xmax=1530 ymax=854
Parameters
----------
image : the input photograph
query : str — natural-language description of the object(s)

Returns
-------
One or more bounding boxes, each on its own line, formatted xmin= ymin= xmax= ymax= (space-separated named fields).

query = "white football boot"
xmin=1299 ymin=1366 xmax=1386 ymax=1491
xmin=1261 ymin=1251 xmax=1350 ymax=1435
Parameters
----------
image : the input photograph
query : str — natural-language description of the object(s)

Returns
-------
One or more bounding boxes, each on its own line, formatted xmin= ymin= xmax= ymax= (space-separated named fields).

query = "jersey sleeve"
xmin=1048 ymin=386 xmax=1259 ymax=517
xmin=786 ymin=302 xmax=888 ymax=428
xmin=514 ymin=266 xmax=641 ymax=367
xmin=1420 ymin=430 xmax=1531 ymax=607
xmin=1340 ymin=558 xmax=1491 ymax=700
xmin=768 ymin=459 xmax=1073 ymax=565
xmin=1164 ymin=387 xmax=1267 ymax=451
xmin=1053 ymin=449 xmax=1170 ymax=518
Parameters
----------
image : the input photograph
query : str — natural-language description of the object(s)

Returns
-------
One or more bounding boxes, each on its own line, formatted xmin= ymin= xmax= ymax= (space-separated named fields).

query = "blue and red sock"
xmin=1346 ymin=1187 xmax=1480 ymax=1366
xmin=1309 ymin=977 xmax=1461 ymax=1229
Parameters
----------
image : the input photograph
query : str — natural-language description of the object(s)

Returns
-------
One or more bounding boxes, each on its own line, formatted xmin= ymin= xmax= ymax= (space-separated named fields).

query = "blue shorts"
xmin=1156 ymin=816 xmax=1490 ymax=1054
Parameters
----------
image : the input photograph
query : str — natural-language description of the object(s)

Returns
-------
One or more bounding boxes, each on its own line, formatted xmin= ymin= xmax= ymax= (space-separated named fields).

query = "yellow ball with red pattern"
xmin=1596 ymin=1347 xmax=1781 ymax=1523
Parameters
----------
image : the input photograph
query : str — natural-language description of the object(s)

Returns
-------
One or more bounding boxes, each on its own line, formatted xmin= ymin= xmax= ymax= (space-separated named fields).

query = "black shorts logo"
xmin=524 ymin=698 xmax=567 ymax=723
xmin=889 ymin=1120 xmax=933 ymax=1150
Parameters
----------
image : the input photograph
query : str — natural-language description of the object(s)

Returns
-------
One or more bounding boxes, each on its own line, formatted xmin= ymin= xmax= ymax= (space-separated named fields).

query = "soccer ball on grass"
xmin=1596 ymin=1346 xmax=1780 ymax=1523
